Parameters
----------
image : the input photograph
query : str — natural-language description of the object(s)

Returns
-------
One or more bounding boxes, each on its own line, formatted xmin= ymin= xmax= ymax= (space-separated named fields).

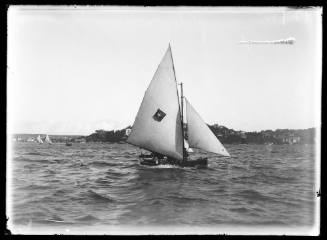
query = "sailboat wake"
xmin=141 ymin=164 xmax=182 ymax=169
xmin=140 ymin=162 xmax=206 ymax=170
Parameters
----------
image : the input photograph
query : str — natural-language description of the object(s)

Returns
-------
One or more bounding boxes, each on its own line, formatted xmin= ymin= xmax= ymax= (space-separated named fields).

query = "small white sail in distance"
xmin=127 ymin=45 xmax=184 ymax=160
xmin=36 ymin=135 xmax=43 ymax=144
xmin=44 ymin=134 xmax=52 ymax=144
xmin=185 ymin=98 xmax=230 ymax=157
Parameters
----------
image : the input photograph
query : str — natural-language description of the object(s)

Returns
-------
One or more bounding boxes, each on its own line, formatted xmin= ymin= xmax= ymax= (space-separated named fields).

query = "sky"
xmin=7 ymin=6 xmax=322 ymax=135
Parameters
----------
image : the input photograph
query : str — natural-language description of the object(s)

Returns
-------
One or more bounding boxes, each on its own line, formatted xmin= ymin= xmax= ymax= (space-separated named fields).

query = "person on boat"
xmin=151 ymin=152 xmax=165 ymax=164
xmin=139 ymin=152 xmax=153 ymax=158
xmin=183 ymin=148 xmax=189 ymax=159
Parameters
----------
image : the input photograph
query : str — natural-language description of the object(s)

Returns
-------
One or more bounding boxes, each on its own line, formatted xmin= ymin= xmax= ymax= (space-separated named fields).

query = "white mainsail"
xmin=44 ymin=134 xmax=52 ymax=144
xmin=36 ymin=135 xmax=43 ymax=144
xmin=127 ymin=46 xmax=184 ymax=160
xmin=185 ymin=98 xmax=230 ymax=157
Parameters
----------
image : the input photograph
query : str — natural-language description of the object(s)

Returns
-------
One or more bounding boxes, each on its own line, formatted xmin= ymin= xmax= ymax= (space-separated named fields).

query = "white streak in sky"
xmin=239 ymin=37 xmax=296 ymax=45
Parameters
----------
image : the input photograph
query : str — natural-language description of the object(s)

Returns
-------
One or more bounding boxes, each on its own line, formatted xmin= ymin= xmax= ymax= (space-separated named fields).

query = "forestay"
xmin=127 ymin=46 xmax=184 ymax=160
xmin=185 ymin=98 xmax=230 ymax=157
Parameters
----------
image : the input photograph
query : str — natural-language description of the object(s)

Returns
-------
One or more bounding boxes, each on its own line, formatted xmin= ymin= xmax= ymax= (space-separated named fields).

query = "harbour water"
xmin=8 ymin=142 xmax=319 ymax=234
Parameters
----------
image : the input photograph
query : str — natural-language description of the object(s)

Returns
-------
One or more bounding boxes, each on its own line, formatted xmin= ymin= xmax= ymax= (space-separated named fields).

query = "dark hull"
xmin=139 ymin=155 xmax=208 ymax=168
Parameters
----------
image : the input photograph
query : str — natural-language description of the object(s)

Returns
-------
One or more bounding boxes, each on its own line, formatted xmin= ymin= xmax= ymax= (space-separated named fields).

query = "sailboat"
xmin=44 ymin=134 xmax=52 ymax=144
xmin=127 ymin=45 xmax=230 ymax=167
xmin=36 ymin=135 xmax=43 ymax=144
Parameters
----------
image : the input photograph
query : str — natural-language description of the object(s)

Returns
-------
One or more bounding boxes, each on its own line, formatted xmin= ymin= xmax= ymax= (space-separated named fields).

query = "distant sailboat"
xmin=36 ymin=135 xmax=43 ymax=144
xmin=44 ymin=134 xmax=52 ymax=144
xmin=127 ymin=45 xmax=230 ymax=167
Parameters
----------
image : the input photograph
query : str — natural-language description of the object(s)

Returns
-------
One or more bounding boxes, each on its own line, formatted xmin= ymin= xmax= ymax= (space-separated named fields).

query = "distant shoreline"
xmin=11 ymin=125 xmax=317 ymax=145
xmin=10 ymin=125 xmax=318 ymax=137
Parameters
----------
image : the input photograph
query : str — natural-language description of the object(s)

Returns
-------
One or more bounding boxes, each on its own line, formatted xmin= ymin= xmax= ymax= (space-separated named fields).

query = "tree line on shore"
xmin=85 ymin=124 xmax=316 ymax=145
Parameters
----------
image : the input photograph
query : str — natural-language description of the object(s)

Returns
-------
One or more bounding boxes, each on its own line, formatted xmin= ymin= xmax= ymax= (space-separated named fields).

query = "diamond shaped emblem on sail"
xmin=153 ymin=109 xmax=166 ymax=122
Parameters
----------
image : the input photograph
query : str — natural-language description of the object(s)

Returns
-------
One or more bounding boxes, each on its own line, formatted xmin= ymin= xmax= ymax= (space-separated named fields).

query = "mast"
xmin=169 ymin=43 xmax=185 ymax=161
xmin=179 ymin=82 xmax=185 ymax=161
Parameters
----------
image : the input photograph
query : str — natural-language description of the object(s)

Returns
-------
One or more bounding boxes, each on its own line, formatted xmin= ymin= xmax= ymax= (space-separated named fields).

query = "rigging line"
xmin=169 ymin=43 xmax=185 ymax=161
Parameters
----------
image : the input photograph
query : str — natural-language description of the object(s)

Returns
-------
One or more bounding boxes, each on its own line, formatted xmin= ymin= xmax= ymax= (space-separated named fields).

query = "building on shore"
xmin=282 ymin=136 xmax=301 ymax=144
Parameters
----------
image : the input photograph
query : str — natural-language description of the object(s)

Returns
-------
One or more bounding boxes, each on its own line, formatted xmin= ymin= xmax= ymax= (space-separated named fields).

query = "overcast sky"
xmin=7 ymin=6 xmax=322 ymax=135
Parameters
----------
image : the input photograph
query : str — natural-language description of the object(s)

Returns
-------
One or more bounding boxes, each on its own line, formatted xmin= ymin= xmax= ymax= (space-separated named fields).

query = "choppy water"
xmin=8 ymin=142 xmax=318 ymax=234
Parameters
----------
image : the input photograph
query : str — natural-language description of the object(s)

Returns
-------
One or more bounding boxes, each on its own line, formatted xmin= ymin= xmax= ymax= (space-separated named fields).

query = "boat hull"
xmin=139 ymin=155 xmax=208 ymax=167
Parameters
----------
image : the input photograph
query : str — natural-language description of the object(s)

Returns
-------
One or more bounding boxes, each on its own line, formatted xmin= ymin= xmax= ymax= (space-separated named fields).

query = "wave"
xmin=258 ymin=171 xmax=298 ymax=184
xmin=13 ymin=156 xmax=29 ymax=161
xmin=36 ymin=219 xmax=75 ymax=225
xmin=17 ymin=184 xmax=51 ymax=191
xmin=53 ymin=189 xmax=69 ymax=196
xmin=27 ymin=152 xmax=52 ymax=156
xmin=105 ymin=169 xmax=131 ymax=179
xmin=122 ymin=162 xmax=140 ymax=168
xmin=237 ymin=189 xmax=274 ymax=202
xmin=271 ymin=174 xmax=298 ymax=183
xmin=229 ymin=207 xmax=249 ymax=213
xmin=231 ymin=165 xmax=248 ymax=171
xmin=90 ymin=161 xmax=119 ymax=168
xmin=45 ymin=169 xmax=57 ymax=174
xmin=72 ymin=154 xmax=96 ymax=158
xmin=149 ymin=198 xmax=165 ymax=206
xmin=17 ymin=157 xmax=52 ymax=164
xmin=49 ymin=158 xmax=71 ymax=163
xmin=213 ymin=187 xmax=227 ymax=194
xmin=168 ymin=195 xmax=210 ymax=203
xmin=251 ymin=163 xmax=275 ymax=170
xmin=253 ymin=219 xmax=286 ymax=225
xmin=23 ymin=163 xmax=39 ymax=169
xmin=87 ymin=190 xmax=115 ymax=203
xmin=75 ymin=214 xmax=99 ymax=222
xmin=230 ymin=174 xmax=257 ymax=183
xmin=67 ymin=159 xmax=88 ymax=167
xmin=49 ymin=214 xmax=64 ymax=222
xmin=95 ymin=177 xmax=112 ymax=185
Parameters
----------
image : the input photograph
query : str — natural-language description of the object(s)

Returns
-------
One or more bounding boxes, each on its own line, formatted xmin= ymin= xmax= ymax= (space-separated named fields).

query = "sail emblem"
xmin=153 ymin=109 xmax=166 ymax=122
